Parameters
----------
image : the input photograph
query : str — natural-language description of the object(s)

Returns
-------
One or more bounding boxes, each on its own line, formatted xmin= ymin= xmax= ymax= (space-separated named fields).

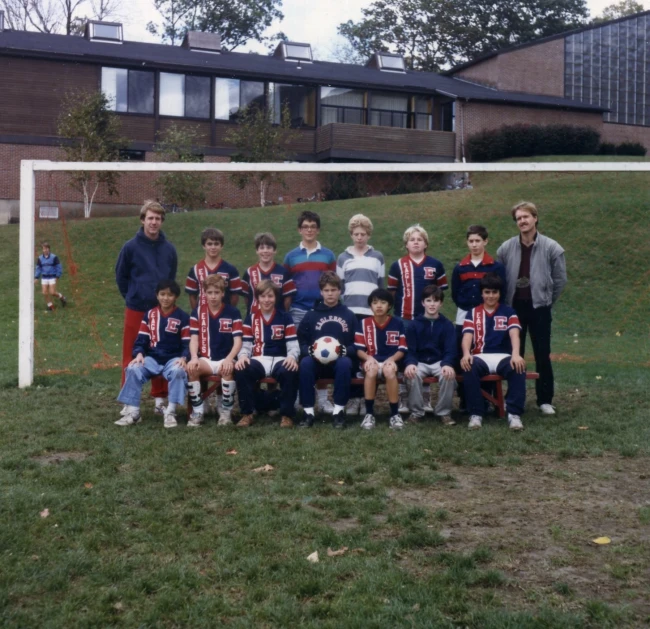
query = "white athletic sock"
xmin=333 ymin=404 xmax=345 ymax=414
xmin=167 ymin=402 xmax=177 ymax=413
xmin=187 ymin=381 xmax=204 ymax=413
xmin=221 ymin=380 xmax=236 ymax=410
xmin=155 ymin=397 xmax=165 ymax=407
xmin=304 ymin=407 xmax=315 ymax=416
xmin=126 ymin=404 xmax=139 ymax=415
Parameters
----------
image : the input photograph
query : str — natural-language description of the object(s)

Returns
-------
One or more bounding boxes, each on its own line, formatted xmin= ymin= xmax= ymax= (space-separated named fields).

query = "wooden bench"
xmin=196 ymin=372 xmax=539 ymax=419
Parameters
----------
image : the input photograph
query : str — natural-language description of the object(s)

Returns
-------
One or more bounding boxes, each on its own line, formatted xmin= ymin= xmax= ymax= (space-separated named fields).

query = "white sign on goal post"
xmin=17 ymin=158 xmax=650 ymax=388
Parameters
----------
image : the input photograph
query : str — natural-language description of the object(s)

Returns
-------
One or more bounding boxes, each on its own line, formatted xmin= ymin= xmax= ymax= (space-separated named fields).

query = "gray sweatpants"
xmin=406 ymin=362 xmax=457 ymax=417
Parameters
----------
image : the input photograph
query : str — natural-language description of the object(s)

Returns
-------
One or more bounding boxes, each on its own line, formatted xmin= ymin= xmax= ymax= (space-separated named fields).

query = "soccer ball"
xmin=311 ymin=336 xmax=341 ymax=364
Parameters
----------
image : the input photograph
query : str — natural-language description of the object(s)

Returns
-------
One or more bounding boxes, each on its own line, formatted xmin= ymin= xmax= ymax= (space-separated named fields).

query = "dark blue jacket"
xmin=115 ymin=228 xmax=178 ymax=311
xmin=35 ymin=253 xmax=62 ymax=279
xmin=451 ymin=253 xmax=507 ymax=313
xmin=297 ymin=300 xmax=358 ymax=359
xmin=405 ymin=313 xmax=457 ymax=368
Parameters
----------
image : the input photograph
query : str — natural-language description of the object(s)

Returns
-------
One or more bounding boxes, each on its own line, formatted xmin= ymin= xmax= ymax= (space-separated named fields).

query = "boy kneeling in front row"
xmin=355 ymin=289 xmax=407 ymax=430
xmin=186 ymin=275 xmax=243 ymax=426
xmin=404 ymin=285 xmax=457 ymax=425
xmin=461 ymin=273 xmax=526 ymax=431
xmin=234 ymin=280 xmax=300 ymax=428
xmin=116 ymin=280 xmax=190 ymax=428
xmin=297 ymin=272 xmax=357 ymax=429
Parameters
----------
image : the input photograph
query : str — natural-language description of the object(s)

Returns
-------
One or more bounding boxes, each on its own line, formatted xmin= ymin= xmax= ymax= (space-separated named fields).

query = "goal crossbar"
xmin=18 ymin=159 xmax=650 ymax=387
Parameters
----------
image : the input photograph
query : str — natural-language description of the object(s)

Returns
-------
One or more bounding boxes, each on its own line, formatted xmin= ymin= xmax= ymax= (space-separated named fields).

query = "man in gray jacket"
xmin=497 ymin=201 xmax=567 ymax=415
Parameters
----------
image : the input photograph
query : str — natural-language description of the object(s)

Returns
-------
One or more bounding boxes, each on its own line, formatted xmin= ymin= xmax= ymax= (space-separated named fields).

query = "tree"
xmin=153 ymin=123 xmax=212 ymax=211
xmin=147 ymin=0 xmax=283 ymax=50
xmin=57 ymin=90 xmax=127 ymax=217
xmin=338 ymin=0 xmax=589 ymax=72
xmin=0 ymin=0 xmax=121 ymax=35
xmin=226 ymin=104 xmax=297 ymax=208
xmin=594 ymin=0 xmax=644 ymax=23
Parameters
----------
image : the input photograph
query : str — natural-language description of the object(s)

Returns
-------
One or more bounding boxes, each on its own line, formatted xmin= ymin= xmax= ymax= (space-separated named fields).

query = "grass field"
xmin=1 ymin=165 xmax=649 ymax=627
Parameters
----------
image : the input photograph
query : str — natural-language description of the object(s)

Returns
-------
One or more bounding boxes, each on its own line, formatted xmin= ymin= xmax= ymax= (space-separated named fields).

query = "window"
xmin=88 ymin=22 xmax=123 ymax=42
xmin=102 ymin=67 xmax=154 ymax=114
xmin=270 ymin=84 xmax=316 ymax=126
xmin=214 ymin=79 xmax=264 ymax=120
xmin=320 ymin=86 xmax=365 ymax=125
xmin=378 ymin=54 xmax=405 ymax=72
xmin=284 ymin=43 xmax=312 ymax=62
xmin=414 ymin=96 xmax=432 ymax=130
xmin=441 ymin=101 xmax=455 ymax=132
xmin=119 ymin=149 xmax=146 ymax=161
xmin=369 ymin=91 xmax=408 ymax=128
xmin=159 ymin=73 xmax=210 ymax=118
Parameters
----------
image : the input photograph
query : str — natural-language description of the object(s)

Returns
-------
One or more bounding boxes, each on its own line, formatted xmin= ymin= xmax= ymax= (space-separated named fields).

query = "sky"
xmin=121 ymin=0 xmax=650 ymax=57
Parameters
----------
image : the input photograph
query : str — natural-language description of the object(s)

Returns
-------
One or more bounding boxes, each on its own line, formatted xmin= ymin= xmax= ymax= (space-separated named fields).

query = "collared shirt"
xmin=283 ymin=241 xmax=336 ymax=312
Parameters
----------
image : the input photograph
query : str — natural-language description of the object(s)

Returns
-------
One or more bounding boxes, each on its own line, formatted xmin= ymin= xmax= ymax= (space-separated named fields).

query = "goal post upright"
xmin=17 ymin=158 xmax=650 ymax=388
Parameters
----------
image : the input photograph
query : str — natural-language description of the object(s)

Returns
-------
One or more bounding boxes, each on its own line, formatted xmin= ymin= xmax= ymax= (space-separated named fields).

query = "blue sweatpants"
xmin=464 ymin=356 xmax=526 ymax=417
xmin=299 ymin=356 xmax=352 ymax=408
xmin=235 ymin=359 xmax=299 ymax=418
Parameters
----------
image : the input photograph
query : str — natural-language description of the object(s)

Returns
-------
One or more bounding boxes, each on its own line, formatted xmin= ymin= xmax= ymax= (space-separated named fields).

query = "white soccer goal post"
xmin=18 ymin=158 xmax=650 ymax=388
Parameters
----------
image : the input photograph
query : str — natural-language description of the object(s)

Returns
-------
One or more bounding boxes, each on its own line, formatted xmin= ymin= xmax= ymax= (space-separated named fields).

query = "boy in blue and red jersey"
xmin=284 ymin=210 xmax=337 ymax=413
xmin=115 ymin=280 xmax=190 ymax=429
xmin=186 ymin=228 xmax=242 ymax=310
xmin=404 ymin=285 xmax=457 ymax=426
xmin=297 ymin=272 xmax=357 ymax=429
xmin=186 ymin=275 xmax=243 ymax=427
xmin=234 ymin=280 xmax=300 ymax=428
xmin=451 ymin=225 xmax=507 ymax=409
xmin=388 ymin=224 xmax=447 ymax=322
xmin=461 ymin=273 xmax=526 ymax=431
xmin=354 ymin=288 xmax=407 ymax=431
xmin=242 ymin=232 xmax=296 ymax=315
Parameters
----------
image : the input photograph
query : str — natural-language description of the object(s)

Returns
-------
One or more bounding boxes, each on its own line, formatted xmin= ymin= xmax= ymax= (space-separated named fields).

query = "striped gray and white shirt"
xmin=336 ymin=246 xmax=385 ymax=316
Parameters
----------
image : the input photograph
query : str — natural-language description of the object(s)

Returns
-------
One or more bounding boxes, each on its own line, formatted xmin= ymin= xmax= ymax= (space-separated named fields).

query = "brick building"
xmin=448 ymin=10 xmax=650 ymax=152
xmin=0 ymin=12 xmax=607 ymax=220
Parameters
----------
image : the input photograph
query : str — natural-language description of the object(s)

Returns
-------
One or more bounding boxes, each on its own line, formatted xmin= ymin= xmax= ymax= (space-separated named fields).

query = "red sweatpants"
xmin=121 ymin=307 xmax=168 ymax=397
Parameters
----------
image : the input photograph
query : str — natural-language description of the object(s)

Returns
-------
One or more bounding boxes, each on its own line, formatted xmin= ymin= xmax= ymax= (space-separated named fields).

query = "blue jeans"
xmin=117 ymin=357 xmax=187 ymax=407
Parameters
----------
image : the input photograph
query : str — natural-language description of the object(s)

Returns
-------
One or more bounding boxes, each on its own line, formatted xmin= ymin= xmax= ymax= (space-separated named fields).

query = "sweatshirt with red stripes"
xmin=451 ymin=253 xmax=507 ymax=313
xmin=132 ymin=306 xmax=191 ymax=364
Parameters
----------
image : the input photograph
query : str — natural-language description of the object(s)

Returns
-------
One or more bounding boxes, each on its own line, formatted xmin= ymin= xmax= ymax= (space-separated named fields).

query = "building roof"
xmin=446 ymin=9 xmax=650 ymax=75
xmin=0 ymin=28 xmax=607 ymax=113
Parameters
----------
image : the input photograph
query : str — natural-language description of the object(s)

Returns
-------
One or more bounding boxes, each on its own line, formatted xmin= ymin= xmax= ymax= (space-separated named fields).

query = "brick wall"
xmin=601 ymin=122 xmax=650 ymax=149
xmin=0 ymin=143 xmax=326 ymax=212
xmin=455 ymin=39 xmax=565 ymax=97
xmin=456 ymin=102 xmax=604 ymax=158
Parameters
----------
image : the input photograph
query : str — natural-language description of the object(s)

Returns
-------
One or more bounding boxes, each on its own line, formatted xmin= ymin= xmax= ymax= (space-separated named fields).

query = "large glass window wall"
xmin=270 ymin=83 xmax=316 ymax=126
xmin=159 ymin=73 xmax=210 ymax=118
xmin=102 ymin=67 xmax=154 ymax=114
xmin=565 ymin=13 xmax=650 ymax=125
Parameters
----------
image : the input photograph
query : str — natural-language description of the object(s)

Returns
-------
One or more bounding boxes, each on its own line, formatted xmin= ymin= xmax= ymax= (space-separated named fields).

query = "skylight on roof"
xmin=284 ymin=43 xmax=312 ymax=62
xmin=378 ymin=53 xmax=405 ymax=72
xmin=86 ymin=21 xmax=123 ymax=43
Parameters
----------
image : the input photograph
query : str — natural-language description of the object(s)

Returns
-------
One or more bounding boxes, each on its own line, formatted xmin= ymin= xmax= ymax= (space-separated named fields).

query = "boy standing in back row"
xmin=284 ymin=211 xmax=337 ymax=413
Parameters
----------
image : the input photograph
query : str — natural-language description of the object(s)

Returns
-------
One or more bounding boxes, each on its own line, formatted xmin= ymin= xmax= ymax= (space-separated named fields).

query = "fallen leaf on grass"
xmin=578 ymin=426 xmax=589 ymax=430
xmin=84 ymin=482 xmax=93 ymax=489
xmin=595 ymin=376 xmax=602 ymax=380
xmin=336 ymin=480 xmax=345 ymax=485
xmin=113 ymin=602 xmax=124 ymax=611
xmin=423 ymin=449 xmax=432 ymax=453
xmin=616 ymin=331 xmax=622 ymax=337
xmin=226 ymin=449 xmax=238 ymax=455
xmin=39 ymin=509 xmax=50 ymax=518
xmin=252 ymin=464 xmax=274 ymax=473
xmin=592 ymin=536 xmax=611 ymax=545
xmin=327 ymin=547 xmax=348 ymax=557
xmin=306 ymin=551 xmax=319 ymax=563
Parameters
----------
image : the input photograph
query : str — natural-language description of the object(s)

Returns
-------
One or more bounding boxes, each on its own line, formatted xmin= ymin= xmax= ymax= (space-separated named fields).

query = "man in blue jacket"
xmin=115 ymin=200 xmax=178 ymax=411
xmin=297 ymin=272 xmax=357 ymax=429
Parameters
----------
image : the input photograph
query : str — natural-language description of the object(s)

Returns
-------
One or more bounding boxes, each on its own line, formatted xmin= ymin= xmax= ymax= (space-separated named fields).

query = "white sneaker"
xmin=119 ymin=404 xmax=128 ymax=416
xmin=319 ymin=398 xmax=335 ymax=415
xmin=187 ymin=412 xmax=204 ymax=427
xmin=360 ymin=414 xmax=376 ymax=430
xmin=468 ymin=415 xmax=482 ymax=430
xmin=115 ymin=411 xmax=141 ymax=426
xmin=422 ymin=403 xmax=434 ymax=414
xmin=539 ymin=404 xmax=556 ymax=415
xmin=398 ymin=394 xmax=409 ymax=414
xmin=508 ymin=414 xmax=524 ymax=431
xmin=346 ymin=398 xmax=363 ymax=415
xmin=163 ymin=412 xmax=178 ymax=428
xmin=389 ymin=414 xmax=404 ymax=430
xmin=217 ymin=411 xmax=233 ymax=426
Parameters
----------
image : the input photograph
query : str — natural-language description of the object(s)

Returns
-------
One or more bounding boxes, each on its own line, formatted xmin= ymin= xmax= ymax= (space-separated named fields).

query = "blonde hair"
xmin=139 ymin=199 xmax=166 ymax=221
xmin=348 ymin=213 xmax=373 ymax=235
xmin=403 ymin=224 xmax=429 ymax=248
xmin=511 ymin=201 xmax=538 ymax=222
xmin=202 ymin=274 xmax=226 ymax=292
